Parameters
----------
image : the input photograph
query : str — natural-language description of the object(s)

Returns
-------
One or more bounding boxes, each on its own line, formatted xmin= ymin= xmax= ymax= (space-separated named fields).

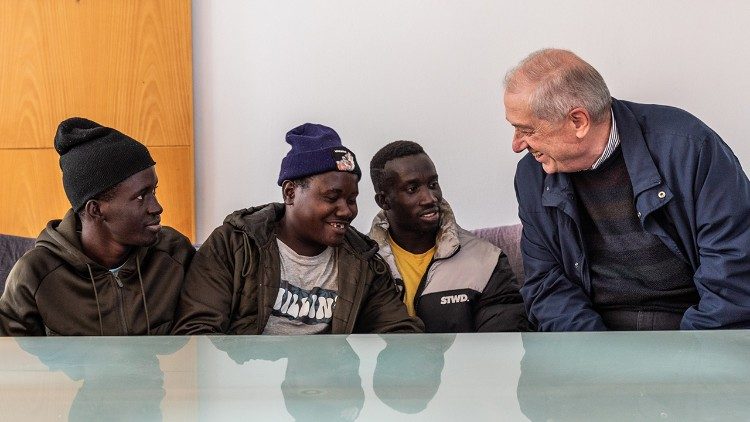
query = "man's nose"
xmin=512 ymin=137 xmax=528 ymax=153
xmin=419 ymin=188 xmax=438 ymax=205
xmin=336 ymin=200 xmax=356 ymax=220
xmin=149 ymin=196 xmax=164 ymax=215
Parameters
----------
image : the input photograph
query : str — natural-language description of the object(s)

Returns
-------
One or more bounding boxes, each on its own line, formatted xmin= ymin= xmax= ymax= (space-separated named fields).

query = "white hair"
xmin=504 ymin=49 xmax=611 ymax=123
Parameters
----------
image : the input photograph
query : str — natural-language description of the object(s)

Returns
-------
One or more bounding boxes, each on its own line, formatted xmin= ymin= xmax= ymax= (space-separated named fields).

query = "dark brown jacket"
xmin=172 ymin=203 xmax=423 ymax=334
xmin=0 ymin=210 xmax=195 ymax=336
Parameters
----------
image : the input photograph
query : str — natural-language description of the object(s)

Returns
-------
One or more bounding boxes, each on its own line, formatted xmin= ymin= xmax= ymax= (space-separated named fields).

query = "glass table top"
xmin=1 ymin=331 xmax=749 ymax=421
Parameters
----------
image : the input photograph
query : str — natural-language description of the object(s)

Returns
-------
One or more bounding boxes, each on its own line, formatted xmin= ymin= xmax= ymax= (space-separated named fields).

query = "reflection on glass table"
xmin=11 ymin=337 xmax=188 ymax=421
xmin=0 ymin=331 xmax=748 ymax=421
xmin=517 ymin=331 xmax=750 ymax=421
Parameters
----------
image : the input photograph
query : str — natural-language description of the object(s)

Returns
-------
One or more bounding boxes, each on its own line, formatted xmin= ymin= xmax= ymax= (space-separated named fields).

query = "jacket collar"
xmin=612 ymin=98 xmax=673 ymax=217
xmin=37 ymin=209 xmax=150 ymax=276
xmin=612 ymin=98 xmax=665 ymax=195
xmin=369 ymin=199 xmax=462 ymax=260
xmin=223 ymin=202 xmax=283 ymax=249
xmin=540 ymin=98 xmax=672 ymax=220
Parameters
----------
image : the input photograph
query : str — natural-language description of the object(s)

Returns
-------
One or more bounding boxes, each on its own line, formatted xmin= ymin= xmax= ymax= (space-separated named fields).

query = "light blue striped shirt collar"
xmin=589 ymin=109 xmax=619 ymax=170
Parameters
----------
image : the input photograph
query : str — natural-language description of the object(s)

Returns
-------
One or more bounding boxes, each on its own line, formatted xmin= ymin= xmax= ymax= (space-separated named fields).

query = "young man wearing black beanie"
xmin=173 ymin=123 xmax=422 ymax=335
xmin=0 ymin=117 xmax=194 ymax=336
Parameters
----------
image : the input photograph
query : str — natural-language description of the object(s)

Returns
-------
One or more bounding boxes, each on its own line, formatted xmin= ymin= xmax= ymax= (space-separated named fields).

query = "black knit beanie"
xmin=277 ymin=123 xmax=361 ymax=185
xmin=54 ymin=117 xmax=156 ymax=212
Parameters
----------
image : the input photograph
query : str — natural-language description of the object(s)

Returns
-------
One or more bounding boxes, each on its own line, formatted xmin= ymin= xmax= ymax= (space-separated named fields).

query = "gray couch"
xmin=1 ymin=234 xmax=36 ymax=292
xmin=471 ymin=224 xmax=524 ymax=284
xmin=0 ymin=224 xmax=525 ymax=293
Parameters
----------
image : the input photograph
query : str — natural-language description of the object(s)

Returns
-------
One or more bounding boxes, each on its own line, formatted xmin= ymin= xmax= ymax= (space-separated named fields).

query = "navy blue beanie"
xmin=277 ymin=123 xmax=361 ymax=185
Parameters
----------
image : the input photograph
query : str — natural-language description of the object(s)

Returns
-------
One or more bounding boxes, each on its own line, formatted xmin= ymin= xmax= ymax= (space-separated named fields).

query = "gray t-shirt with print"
xmin=263 ymin=239 xmax=339 ymax=335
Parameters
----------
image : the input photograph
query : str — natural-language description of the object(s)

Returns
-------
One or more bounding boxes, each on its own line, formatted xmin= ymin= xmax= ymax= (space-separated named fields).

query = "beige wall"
xmin=192 ymin=1 xmax=750 ymax=242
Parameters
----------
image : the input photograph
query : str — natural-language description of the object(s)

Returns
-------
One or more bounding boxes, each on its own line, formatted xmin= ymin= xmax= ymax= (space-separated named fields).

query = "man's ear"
xmin=568 ymin=107 xmax=591 ymax=139
xmin=83 ymin=199 xmax=105 ymax=221
xmin=281 ymin=180 xmax=296 ymax=205
xmin=375 ymin=191 xmax=390 ymax=210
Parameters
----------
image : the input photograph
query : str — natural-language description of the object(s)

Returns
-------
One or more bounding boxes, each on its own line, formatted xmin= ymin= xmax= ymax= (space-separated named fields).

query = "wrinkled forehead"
xmin=504 ymin=65 xmax=535 ymax=92
xmin=504 ymin=73 xmax=535 ymax=102
xmin=504 ymin=89 xmax=535 ymax=123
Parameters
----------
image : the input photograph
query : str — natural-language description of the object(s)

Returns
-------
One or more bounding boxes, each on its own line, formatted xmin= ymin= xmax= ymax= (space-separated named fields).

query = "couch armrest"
xmin=471 ymin=224 xmax=524 ymax=285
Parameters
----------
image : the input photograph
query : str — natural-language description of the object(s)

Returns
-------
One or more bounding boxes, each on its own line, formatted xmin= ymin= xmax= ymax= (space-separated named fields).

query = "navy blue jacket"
xmin=515 ymin=99 xmax=750 ymax=331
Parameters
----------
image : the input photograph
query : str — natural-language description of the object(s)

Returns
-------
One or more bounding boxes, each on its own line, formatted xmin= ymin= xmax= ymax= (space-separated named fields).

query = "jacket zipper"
xmin=574 ymin=220 xmax=591 ymax=292
xmin=344 ymin=254 xmax=369 ymax=333
xmin=112 ymin=273 xmax=129 ymax=335
xmin=555 ymin=190 xmax=589 ymax=292
xmin=257 ymin=280 xmax=266 ymax=335
xmin=257 ymin=247 xmax=270 ymax=335
xmin=346 ymin=268 xmax=365 ymax=333
xmin=413 ymin=257 xmax=439 ymax=311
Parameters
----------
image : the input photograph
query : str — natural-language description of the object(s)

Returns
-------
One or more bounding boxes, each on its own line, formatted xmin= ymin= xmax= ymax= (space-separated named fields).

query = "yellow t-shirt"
xmin=388 ymin=237 xmax=436 ymax=317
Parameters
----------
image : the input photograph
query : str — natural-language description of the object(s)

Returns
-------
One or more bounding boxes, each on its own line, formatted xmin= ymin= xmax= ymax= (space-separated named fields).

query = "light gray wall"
xmin=192 ymin=0 xmax=750 ymax=242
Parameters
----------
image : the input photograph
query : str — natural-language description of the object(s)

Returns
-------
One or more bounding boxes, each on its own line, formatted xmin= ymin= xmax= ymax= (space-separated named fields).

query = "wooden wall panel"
xmin=150 ymin=146 xmax=194 ymax=239
xmin=0 ymin=0 xmax=194 ymax=240
xmin=0 ymin=149 xmax=69 ymax=237
xmin=0 ymin=147 xmax=193 ymax=240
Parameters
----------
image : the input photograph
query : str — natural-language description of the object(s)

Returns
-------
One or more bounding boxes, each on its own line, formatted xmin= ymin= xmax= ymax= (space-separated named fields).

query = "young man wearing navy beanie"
xmin=0 ymin=117 xmax=195 ymax=336
xmin=173 ymin=123 xmax=422 ymax=334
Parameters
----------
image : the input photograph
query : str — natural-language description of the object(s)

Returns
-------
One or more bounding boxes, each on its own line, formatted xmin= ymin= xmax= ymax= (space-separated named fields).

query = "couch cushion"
xmin=471 ymin=224 xmax=524 ymax=285
xmin=1 ymin=234 xmax=36 ymax=293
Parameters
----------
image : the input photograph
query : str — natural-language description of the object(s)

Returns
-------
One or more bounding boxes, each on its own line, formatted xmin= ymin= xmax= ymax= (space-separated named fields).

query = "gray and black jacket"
xmin=369 ymin=201 xmax=531 ymax=332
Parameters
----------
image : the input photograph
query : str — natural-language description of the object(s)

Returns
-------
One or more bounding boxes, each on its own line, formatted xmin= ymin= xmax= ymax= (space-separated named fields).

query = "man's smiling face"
xmin=380 ymin=153 xmax=442 ymax=239
xmin=282 ymin=171 xmax=359 ymax=256
xmin=505 ymin=84 xmax=591 ymax=174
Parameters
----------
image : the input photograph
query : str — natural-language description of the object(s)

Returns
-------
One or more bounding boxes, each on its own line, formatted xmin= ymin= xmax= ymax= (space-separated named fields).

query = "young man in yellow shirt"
xmin=368 ymin=141 xmax=530 ymax=332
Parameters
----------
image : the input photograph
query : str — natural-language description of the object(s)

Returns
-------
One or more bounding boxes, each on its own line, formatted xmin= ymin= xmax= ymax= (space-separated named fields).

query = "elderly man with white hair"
xmin=505 ymin=48 xmax=750 ymax=331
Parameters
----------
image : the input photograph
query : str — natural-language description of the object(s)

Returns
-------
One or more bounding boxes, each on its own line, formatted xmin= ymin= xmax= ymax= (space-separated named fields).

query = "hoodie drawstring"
xmin=86 ymin=263 xmax=105 ymax=336
xmin=136 ymin=255 xmax=151 ymax=335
